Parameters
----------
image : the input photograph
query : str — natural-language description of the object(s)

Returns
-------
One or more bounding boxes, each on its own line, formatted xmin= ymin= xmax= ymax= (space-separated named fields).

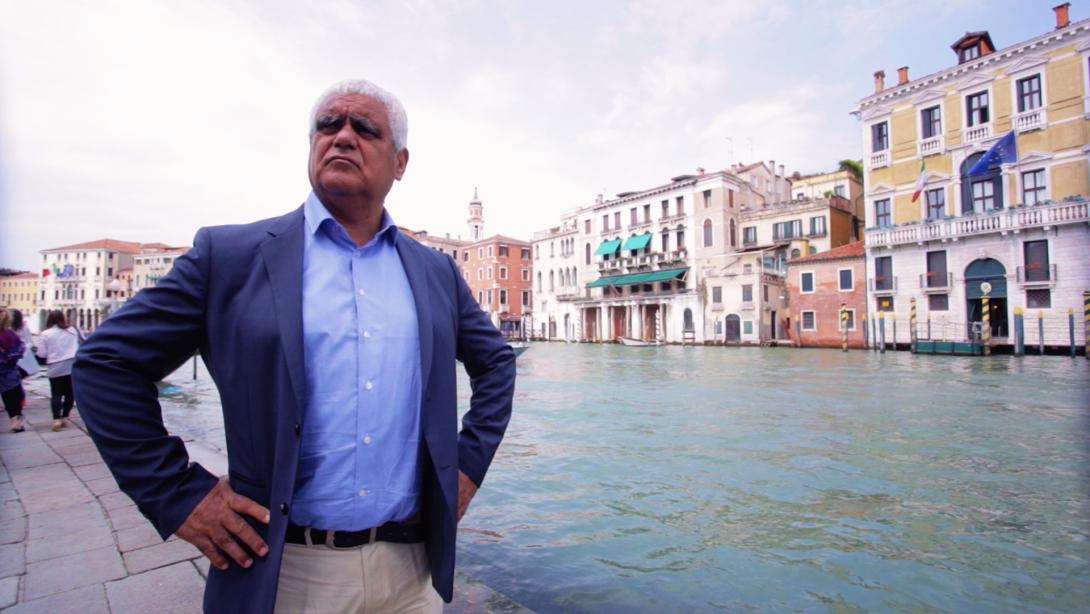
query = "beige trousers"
xmin=274 ymin=540 xmax=443 ymax=613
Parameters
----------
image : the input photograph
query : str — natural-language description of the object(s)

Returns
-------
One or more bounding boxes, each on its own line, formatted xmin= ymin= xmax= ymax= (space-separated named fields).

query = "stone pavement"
xmin=0 ymin=385 xmax=530 ymax=613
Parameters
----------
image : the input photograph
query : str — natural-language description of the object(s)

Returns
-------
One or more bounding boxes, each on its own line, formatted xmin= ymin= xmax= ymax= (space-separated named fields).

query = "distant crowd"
xmin=0 ymin=308 xmax=83 ymax=432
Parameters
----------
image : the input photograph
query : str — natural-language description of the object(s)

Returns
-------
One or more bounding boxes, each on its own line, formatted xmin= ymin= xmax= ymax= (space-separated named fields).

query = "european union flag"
xmin=967 ymin=131 xmax=1017 ymax=175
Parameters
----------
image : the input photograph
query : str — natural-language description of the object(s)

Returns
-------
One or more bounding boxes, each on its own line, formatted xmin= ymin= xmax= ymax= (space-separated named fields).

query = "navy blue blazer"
xmin=73 ymin=206 xmax=515 ymax=613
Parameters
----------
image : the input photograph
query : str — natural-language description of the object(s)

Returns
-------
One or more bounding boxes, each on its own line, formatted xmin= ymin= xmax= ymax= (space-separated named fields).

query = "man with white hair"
xmin=73 ymin=79 xmax=515 ymax=613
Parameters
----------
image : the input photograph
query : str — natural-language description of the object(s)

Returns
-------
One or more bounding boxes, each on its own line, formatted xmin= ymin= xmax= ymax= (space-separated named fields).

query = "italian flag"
xmin=911 ymin=160 xmax=928 ymax=203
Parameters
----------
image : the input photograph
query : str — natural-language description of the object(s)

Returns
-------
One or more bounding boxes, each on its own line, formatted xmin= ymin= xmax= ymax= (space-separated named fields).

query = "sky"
xmin=0 ymin=0 xmax=1077 ymax=270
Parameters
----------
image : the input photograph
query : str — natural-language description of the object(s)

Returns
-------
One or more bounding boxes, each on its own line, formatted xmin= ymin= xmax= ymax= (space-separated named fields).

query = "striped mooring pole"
xmin=981 ymin=291 xmax=992 ymax=356
xmin=1013 ymin=307 xmax=1024 ymax=356
xmin=840 ymin=303 xmax=848 ymax=352
xmin=910 ymin=297 xmax=917 ymax=353
xmin=1084 ymin=291 xmax=1089 ymax=360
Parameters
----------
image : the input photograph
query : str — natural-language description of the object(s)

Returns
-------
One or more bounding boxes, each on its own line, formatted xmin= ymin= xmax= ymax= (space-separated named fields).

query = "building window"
xmin=926 ymin=250 xmax=947 ymax=288
xmin=971 ymin=179 xmax=997 ymax=212
xmin=840 ymin=309 xmax=856 ymax=331
xmin=773 ymin=220 xmax=802 ymax=240
xmin=478 ymin=248 xmax=484 ymax=259
xmin=477 ymin=291 xmax=483 ymax=304
xmin=729 ymin=219 xmax=736 ymax=247
xmin=1023 ymin=240 xmax=1050 ymax=282
xmin=960 ymin=44 xmax=980 ymax=63
xmin=921 ymin=106 xmax=942 ymax=139
xmin=614 ymin=211 xmax=621 ymax=229
xmin=676 ymin=228 xmax=685 ymax=250
xmin=487 ymin=267 xmax=493 ymax=280
xmin=477 ymin=268 xmax=483 ymax=281
xmin=871 ymin=121 xmax=889 ymax=151
xmin=762 ymin=284 xmax=768 ymax=301
xmin=499 ymin=266 xmax=507 ymax=280
xmin=522 ymin=290 xmax=530 ymax=306
xmin=809 ymin=216 xmax=826 ymax=236
xmin=465 ymin=251 xmax=470 ymax=262
xmin=875 ymin=198 xmax=892 ymax=227
xmin=549 ymin=243 xmax=554 ymax=257
xmin=929 ymin=294 xmax=949 ymax=311
xmin=874 ymin=256 xmax=893 ymax=291
xmin=499 ymin=290 xmax=507 ymax=306
xmin=643 ymin=204 xmax=651 ymax=223
xmin=499 ymin=246 xmax=508 ymax=257
xmin=800 ymin=271 xmax=814 ymax=293
xmin=742 ymin=226 xmax=756 ymax=245
xmin=801 ymin=311 xmax=816 ymax=330
xmin=602 ymin=214 xmax=609 ymax=231
xmin=1024 ymin=287 xmax=1051 ymax=309
xmin=522 ymin=268 xmax=529 ymax=281
xmin=834 ymin=185 xmax=845 ymax=197
xmin=661 ymin=231 xmax=670 ymax=252
xmin=486 ymin=289 xmax=492 ymax=304
xmin=676 ymin=196 xmax=684 ymax=216
xmin=838 ymin=269 xmax=853 ymax=291
xmin=703 ymin=190 xmax=711 ymax=209
xmin=742 ymin=284 xmax=753 ymax=302
xmin=628 ymin=208 xmax=636 ymax=226
xmin=1022 ymin=169 xmax=1046 ymax=205
xmin=464 ymin=271 xmax=470 ymax=282
xmin=791 ymin=248 xmax=800 ymax=259
xmin=712 ymin=286 xmax=722 ymax=304
xmin=966 ymin=91 xmax=989 ymax=126
xmin=702 ymin=220 xmax=713 ymax=247
xmin=743 ymin=263 xmax=752 ymax=274
xmin=926 ymin=188 xmax=945 ymax=220
xmin=537 ymin=272 xmax=542 ymax=292
xmin=549 ymin=271 xmax=554 ymax=291
xmin=877 ymin=296 xmax=895 ymax=312
xmin=661 ymin=200 xmax=669 ymax=218
xmin=1016 ymin=75 xmax=1042 ymax=112
xmin=743 ymin=320 xmax=753 ymax=335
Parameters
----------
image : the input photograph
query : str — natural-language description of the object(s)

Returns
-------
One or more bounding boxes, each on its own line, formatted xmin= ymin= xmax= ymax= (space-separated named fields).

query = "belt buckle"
xmin=327 ymin=527 xmax=377 ymax=549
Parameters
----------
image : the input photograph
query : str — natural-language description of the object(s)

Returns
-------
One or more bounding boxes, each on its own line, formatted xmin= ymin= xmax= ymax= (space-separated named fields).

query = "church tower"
xmin=467 ymin=188 xmax=484 ymax=241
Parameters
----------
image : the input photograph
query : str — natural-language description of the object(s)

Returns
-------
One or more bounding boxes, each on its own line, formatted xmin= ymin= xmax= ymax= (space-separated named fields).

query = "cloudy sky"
xmin=0 ymin=0 xmax=1072 ymax=269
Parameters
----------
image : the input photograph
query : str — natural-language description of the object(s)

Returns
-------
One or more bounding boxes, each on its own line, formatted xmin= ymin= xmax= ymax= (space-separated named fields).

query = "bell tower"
xmin=467 ymin=188 xmax=484 ymax=241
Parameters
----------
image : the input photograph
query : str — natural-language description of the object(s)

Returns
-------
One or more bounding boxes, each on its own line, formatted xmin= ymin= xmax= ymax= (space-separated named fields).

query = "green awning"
xmin=620 ymin=233 xmax=652 ymax=252
xmin=586 ymin=267 xmax=687 ymax=288
xmin=594 ymin=239 xmax=622 ymax=255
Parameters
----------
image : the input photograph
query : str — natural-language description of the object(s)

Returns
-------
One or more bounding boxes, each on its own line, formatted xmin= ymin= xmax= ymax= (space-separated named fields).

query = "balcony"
xmin=963 ymin=122 xmax=992 ymax=144
xmin=918 ymin=135 xmax=944 ymax=157
xmin=740 ymin=301 xmax=755 ymax=311
xmin=868 ymin=150 xmax=890 ymax=169
xmin=742 ymin=238 xmax=757 ymax=247
xmin=869 ymin=276 xmax=897 ymax=295
xmin=1013 ymin=108 xmax=1046 ymax=133
xmin=1016 ymin=263 xmax=1057 ymax=286
xmin=659 ymin=213 xmax=686 ymax=225
xmin=865 ymin=198 xmax=1090 ymax=249
xmin=710 ymin=303 xmax=724 ymax=312
xmin=919 ymin=272 xmax=954 ymax=293
xmin=806 ymin=228 xmax=827 ymax=238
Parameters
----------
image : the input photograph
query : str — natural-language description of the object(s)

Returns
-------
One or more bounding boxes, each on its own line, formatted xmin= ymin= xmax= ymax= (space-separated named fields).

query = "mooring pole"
xmin=1013 ymin=307 xmax=1024 ymax=356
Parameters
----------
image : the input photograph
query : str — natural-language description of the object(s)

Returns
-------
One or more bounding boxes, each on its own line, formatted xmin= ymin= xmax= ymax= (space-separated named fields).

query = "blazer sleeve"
xmin=448 ymin=257 xmax=515 ymax=487
xmin=72 ymin=228 xmax=220 ymax=540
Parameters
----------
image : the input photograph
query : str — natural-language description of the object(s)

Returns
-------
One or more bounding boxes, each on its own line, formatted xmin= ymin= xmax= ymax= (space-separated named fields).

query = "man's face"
xmin=307 ymin=93 xmax=408 ymax=207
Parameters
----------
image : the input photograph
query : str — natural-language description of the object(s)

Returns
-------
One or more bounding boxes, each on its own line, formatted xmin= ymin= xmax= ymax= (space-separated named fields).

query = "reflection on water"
xmin=163 ymin=345 xmax=1090 ymax=613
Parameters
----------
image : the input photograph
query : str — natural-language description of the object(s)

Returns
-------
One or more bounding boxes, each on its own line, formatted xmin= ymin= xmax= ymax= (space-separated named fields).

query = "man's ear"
xmin=395 ymin=148 xmax=409 ymax=181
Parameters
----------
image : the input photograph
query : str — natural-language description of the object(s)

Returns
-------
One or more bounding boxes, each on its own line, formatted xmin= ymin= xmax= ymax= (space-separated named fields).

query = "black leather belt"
xmin=285 ymin=520 xmax=425 ymax=548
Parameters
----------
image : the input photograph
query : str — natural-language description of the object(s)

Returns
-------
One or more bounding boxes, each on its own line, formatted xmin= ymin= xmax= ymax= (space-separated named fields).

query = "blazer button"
xmin=280 ymin=503 xmax=289 ymax=515
xmin=294 ymin=423 xmax=300 ymax=436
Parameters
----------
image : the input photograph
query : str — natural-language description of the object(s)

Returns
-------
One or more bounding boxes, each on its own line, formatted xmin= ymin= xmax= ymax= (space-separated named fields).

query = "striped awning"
xmin=586 ymin=267 xmax=688 ymax=288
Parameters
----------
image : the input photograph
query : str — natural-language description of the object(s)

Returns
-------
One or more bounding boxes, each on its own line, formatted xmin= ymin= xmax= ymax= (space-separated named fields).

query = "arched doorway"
xmin=725 ymin=314 xmax=741 ymax=342
xmin=961 ymin=152 xmax=1004 ymax=214
xmin=965 ymin=258 xmax=1008 ymax=338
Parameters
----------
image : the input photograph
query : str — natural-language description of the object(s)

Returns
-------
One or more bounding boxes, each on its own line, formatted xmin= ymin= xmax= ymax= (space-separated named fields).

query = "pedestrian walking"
xmin=0 ymin=309 xmax=27 ymax=432
xmin=36 ymin=310 xmax=82 ymax=431
xmin=10 ymin=309 xmax=40 ymax=379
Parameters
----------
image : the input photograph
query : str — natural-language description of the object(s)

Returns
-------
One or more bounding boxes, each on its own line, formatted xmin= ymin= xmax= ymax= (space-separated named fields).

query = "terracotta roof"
xmin=43 ymin=239 xmax=144 ymax=253
xmin=8 ymin=273 xmax=38 ymax=280
xmin=789 ymin=240 xmax=865 ymax=264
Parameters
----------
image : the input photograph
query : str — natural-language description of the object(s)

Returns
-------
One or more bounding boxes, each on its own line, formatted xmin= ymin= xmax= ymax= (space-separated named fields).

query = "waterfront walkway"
xmin=0 ymin=387 xmax=529 ymax=613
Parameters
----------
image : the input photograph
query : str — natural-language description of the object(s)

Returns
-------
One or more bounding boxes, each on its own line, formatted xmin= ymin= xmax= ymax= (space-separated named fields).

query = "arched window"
xmin=791 ymin=248 xmax=800 ymax=258
xmin=573 ymin=269 xmax=578 ymax=287
xmin=729 ymin=219 xmax=736 ymax=247
xmin=809 ymin=246 xmax=817 ymax=255
xmin=549 ymin=270 xmax=555 ymax=291
xmin=676 ymin=225 xmax=686 ymax=250
xmin=585 ymin=243 xmax=591 ymax=265
xmin=703 ymin=219 xmax=713 ymax=247
xmin=661 ymin=231 xmax=670 ymax=252
xmin=683 ymin=308 xmax=694 ymax=332
xmin=537 ymin=272 xmax=542 ymax=293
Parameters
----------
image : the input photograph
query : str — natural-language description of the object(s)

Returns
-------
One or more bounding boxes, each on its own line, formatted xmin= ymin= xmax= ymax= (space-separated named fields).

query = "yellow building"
xmin=0 ymin=273 xmax=40 ymax=331
xmin=851 ymin=4 xmax=1089 ymax=348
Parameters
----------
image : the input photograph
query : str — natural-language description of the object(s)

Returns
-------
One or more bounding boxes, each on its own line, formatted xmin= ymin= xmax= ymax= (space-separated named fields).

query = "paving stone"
xmin=0 ymin=575 xmax=17 ymax=609
xmin=105 ymin=561 xmax=204 ymax=613
xmin=0 ymin=512 xmax=27 ymax=545
xmin=106 ymin=504 xmax=150 ymax=532
xmin=0 ymin=542 xmax=25 ymax=578
xmin=0 ymin=482 xmax=19 ymax=503
xmin=5 ymin=583 xmax=109 ymax=614
xmin=115 ymin=523 xmax=165 ymax=553
xmin=73 ymin=463 xmax=111 ymax=482
xmin=23 ymin=545 xmax=125 ymax=600
xmin=0 ymin=499 xmax=25 ymax=522
xmin=0 ymin=446 xmax=61 ymax=470
xmin=98 ymin=491 xmax=133 ymax=511
xmin=17 ymin=482 xmax=94 ymax=514
xmin=123 ymin=538 xmax=201 ymax=574
xmin=84 ymin=476 xmax=120 ymax=497
xmin=26 ymin=520 xmax=113 ymax=563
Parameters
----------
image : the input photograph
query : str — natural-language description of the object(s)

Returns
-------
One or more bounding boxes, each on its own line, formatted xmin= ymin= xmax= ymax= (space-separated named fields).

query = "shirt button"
xmin=362 ymin=435 xmax=371 ymax=445
xmin=364 ymin=381 xmax=373 ymax=391
xmin=358 ymin=489 xmax=367 ymax=497
xmin=357 ymin=288 xmax=365 ymax=296
xmin=362 ymin=330 xmax=371 ymax=339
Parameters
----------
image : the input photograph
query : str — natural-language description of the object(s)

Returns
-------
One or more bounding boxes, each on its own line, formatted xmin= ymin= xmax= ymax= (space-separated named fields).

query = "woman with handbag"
xmin=35 ymin=311 xmax=82 ymax=431
xmin=0 ymin=309 xmax=27 ymax=432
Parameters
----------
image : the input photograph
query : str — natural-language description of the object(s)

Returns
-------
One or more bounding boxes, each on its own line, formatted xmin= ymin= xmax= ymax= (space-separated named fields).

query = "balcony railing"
xmin=918 ymin=135 xmax=944 ymax=157
xmin=710 ymin=303 xmax=724 ymax=312
xmin=919 ymin=271 xmax=954 ymax=292
xmin=869 ymin=276 xmax=898 ymax=294
xmin=865 ymin=199 xmax=1089 ymax=249
xmin=1013 ymin=108 xmax=1046 ymax=133
xmin=869 ymin=150 xmax=889 ymax=169
xmin=963 ymin=122 xmax=992 ymax=144
xmin=740 ymin=301 xmax=755 ymax=311
xmin=659 ymin=213 xmax=686 ymax=225
xmin=1016 ymin=263 xmax=1057 ymax=285
xmin=806 ymin=228 xmax=827 ymax=238
xmin=742 ymin=238 xmax=757 ymax=247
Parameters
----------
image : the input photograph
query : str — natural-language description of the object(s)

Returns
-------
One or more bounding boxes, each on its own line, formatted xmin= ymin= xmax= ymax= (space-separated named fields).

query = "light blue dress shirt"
xmin=292 ymin=193 xmax=422 ymax=531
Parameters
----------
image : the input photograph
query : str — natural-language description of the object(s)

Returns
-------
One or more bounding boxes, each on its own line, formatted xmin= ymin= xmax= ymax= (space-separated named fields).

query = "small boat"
xmin=509 ymin=342 xmax=530 ymax=357
xmin=618 ymin=336 xmax=664 ymax=347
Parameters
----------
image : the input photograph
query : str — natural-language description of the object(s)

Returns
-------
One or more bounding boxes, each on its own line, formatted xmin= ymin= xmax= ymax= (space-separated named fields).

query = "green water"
xmin=163 ymin=344 xmax=1090 ymax=613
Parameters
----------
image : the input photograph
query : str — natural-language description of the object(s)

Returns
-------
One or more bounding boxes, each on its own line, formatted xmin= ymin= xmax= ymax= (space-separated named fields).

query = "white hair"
xmin=309 ymin=79 xmax=408 ymax=151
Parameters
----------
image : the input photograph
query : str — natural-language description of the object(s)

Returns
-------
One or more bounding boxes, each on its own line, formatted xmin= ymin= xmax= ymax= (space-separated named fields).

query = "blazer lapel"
xmin=396 ymin=233 xmax=434 ymax=396
xmin=259 ymin=207 xmax=307 ymax=415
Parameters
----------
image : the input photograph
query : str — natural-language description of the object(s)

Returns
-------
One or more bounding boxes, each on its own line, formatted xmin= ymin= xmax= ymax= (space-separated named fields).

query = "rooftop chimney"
xmin=874 ymin=70 xmax=885 ymax=94
xmin=596 ymin=193 xmax=604 ymax=205
xmin=697 ymin=166 xmax=705 ymax=175
xmin=1054 ymin=3 xmax=1071 ymax=29
xmin=897 ymin=66 xmax=909 ymax=85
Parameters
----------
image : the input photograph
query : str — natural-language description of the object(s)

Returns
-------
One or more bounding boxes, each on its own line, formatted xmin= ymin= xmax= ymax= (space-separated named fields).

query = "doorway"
xmin=965 ymin=258 xmax=1008 ymax=338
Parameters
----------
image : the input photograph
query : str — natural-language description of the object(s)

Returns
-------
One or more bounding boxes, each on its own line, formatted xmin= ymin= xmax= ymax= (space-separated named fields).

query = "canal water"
xmin=159 ymin=344 xmax=1090 ymax=613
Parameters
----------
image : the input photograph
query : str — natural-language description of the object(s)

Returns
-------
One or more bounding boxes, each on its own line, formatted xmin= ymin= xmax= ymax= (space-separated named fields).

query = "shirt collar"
xmin=304 ymin=192 xmax=399 ymax=247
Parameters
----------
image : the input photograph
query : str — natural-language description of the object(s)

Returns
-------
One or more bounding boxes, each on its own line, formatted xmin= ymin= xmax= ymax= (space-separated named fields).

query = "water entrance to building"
xmin=965 ymin=258 xmax=1009 ymax=338
xmin=725 ymin=314 xmax=741 ymax=341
